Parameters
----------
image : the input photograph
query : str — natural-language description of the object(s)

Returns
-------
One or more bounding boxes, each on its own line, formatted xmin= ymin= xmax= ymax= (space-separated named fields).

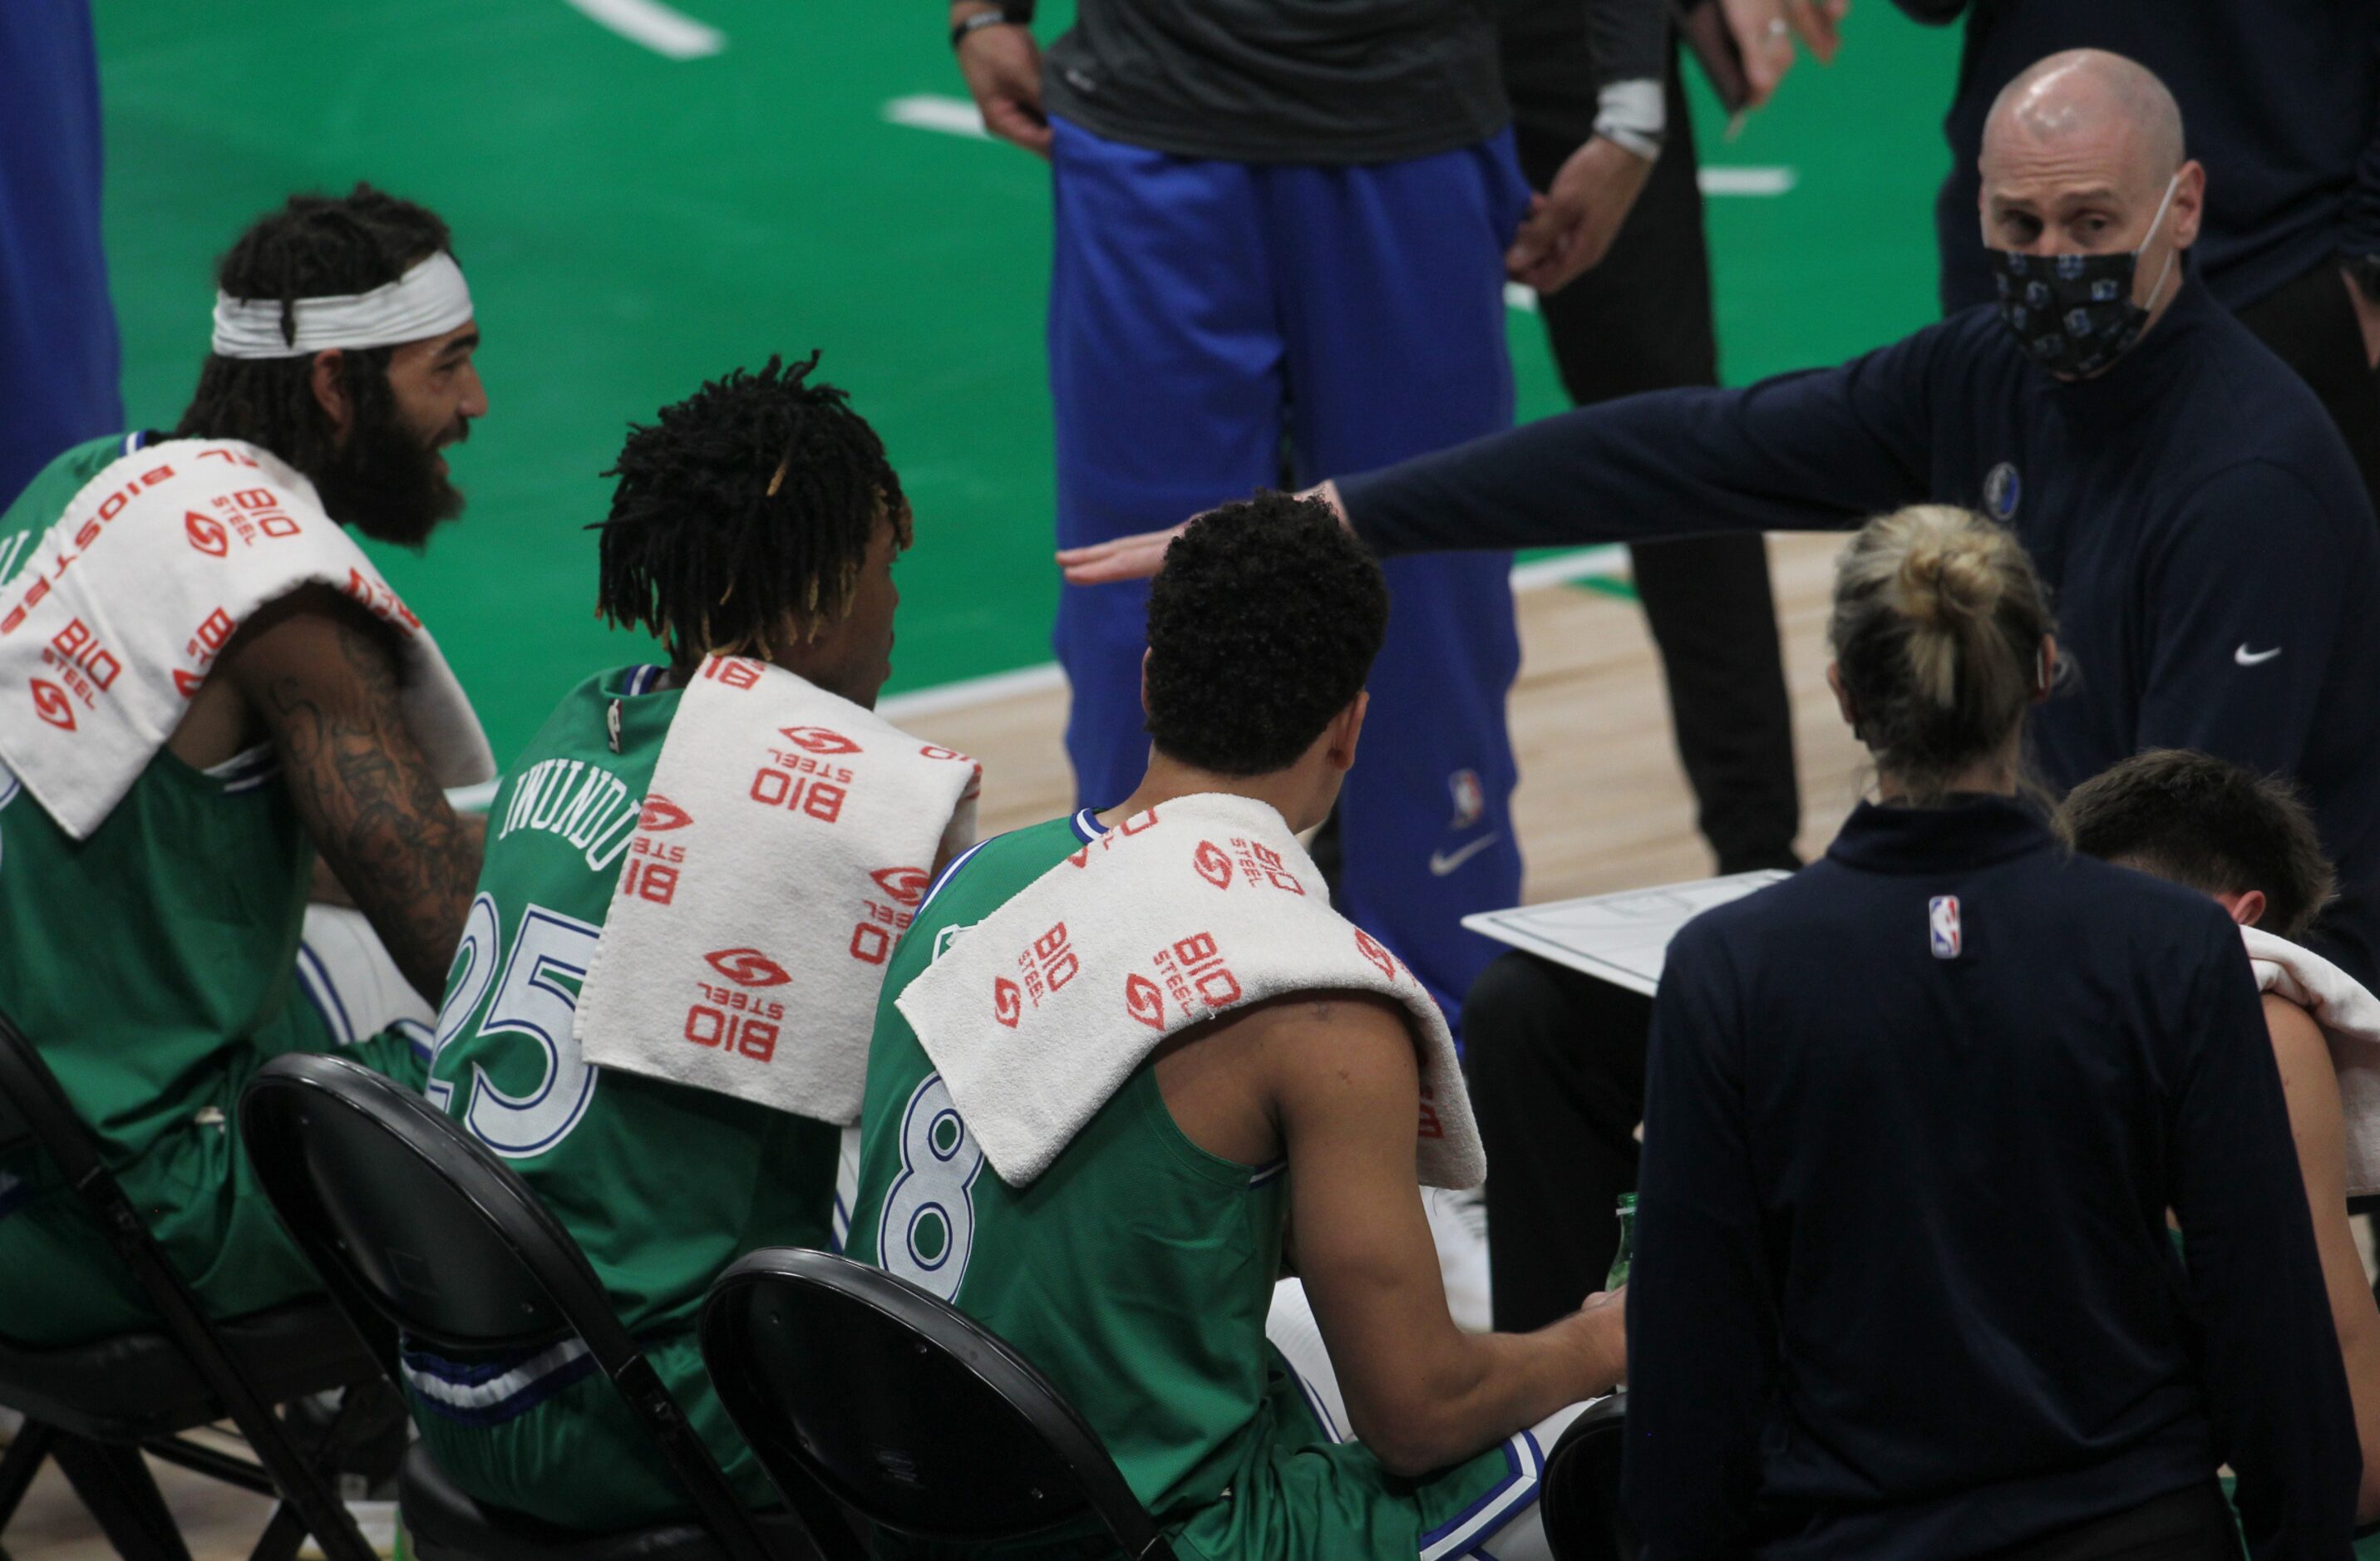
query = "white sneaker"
xmin=1425 ymin=1183 xmax=1493 ymax=1332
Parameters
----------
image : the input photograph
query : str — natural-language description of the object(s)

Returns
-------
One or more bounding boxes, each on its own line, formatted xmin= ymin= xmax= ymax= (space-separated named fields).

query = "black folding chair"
xmin=0 ymin=1010 xmax=383 ymax=1561
xmin=700 ymin=1247 xmax=1176 ymax=1561
xmin=1538 ymin=1394 xmax=1636 ymax=1561
xmin=238 ymin=1051 xmax=846 ymax=1561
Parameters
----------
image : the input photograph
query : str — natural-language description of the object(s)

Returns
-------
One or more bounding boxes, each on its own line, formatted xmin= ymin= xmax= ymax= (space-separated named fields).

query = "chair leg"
xmin=50 ymin=1433 xmax=194 ymax=1561
xmin=0 ymin=1418 xmax=57 ymax=1531
xmin=248 ymin=1499 xmax=311 ymax=1561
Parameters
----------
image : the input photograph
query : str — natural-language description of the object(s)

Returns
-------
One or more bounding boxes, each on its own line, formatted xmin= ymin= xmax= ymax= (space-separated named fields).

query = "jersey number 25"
xmin=426 ymin=893 xmax=602 ymax=1158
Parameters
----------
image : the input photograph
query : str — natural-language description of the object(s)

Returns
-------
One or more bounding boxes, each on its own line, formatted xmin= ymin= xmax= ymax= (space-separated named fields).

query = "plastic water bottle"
xmin=1606 ymin=1193 xmax=1637 ymax=1290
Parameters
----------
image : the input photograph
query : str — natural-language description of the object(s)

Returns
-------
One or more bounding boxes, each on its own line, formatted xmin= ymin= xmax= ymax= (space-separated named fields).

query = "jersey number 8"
xmin=878 ymin=1073 xmax=984 ymax=1302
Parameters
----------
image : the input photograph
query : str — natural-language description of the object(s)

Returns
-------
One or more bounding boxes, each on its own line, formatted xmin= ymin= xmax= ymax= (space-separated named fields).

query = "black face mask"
xmin=1985 ymin=175 xmax=2180 ymax=379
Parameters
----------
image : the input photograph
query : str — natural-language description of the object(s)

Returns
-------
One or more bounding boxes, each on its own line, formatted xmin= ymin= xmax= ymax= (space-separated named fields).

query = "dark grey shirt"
xmin=1041 ymin=0 xmax=1510 ymax=164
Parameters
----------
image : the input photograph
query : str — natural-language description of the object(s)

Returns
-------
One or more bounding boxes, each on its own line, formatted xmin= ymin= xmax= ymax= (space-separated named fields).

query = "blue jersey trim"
xmin=917 ymin=837 xmax=993 ymax=919
xmin=398 ymin=1337 xmax=601 ymax=1426
xmin=1071 ymin=807 xmax=1108 ymax=843
xmin=1417 ymin=1428 xmax=1544 ymax=1560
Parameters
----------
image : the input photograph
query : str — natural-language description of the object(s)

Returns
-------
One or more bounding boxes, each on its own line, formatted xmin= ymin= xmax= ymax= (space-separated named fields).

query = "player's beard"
xmin=312 ymin=381 xmax=466 ymax=549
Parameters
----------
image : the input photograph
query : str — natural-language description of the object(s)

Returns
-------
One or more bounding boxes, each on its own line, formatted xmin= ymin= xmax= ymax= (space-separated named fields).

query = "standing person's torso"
xmin=1043 ymin=0 xmax=1508 ymax=164
xmin=845 ymin=814 xmax=1290 ymax=1537
xmin=421 ymin=667 xmax=840 ymax=1346
xmin=1693 ymin=800 xmax=2236 ymax=1557
xmin=0 ymin=431 xmax=313 ymax=1179
xmin=1904 ymin=287 xmax=2380 ymax=982
xmin=1930 ymin=0 xmax=2380 ymax=313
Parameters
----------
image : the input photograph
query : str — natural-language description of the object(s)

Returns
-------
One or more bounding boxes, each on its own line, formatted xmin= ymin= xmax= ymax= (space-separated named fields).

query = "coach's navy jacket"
xmin=1338 ymin=273 xmax=2380 ymax=986
xmin=1625 ymin=796 xmax=2357 ymax=1559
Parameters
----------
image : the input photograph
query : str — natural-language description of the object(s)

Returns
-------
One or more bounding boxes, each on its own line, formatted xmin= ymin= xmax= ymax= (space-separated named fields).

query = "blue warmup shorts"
xmin=1047 ymin=116 xmax=1531 ymax=1031
xmin=0 ymin=0 xmax=121 ymax=510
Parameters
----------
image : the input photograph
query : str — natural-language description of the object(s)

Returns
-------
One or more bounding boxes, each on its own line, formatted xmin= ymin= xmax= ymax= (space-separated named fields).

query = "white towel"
xmin=895 ymin=791 xmax=1485 ymax=1191
xmin=2241 ymin=925 xmax=2380 ymax=1197
xmin=574 ymin=656 xmax=979 ymax=1124
xmin=0 ymin=439 xmax=491 ymax=837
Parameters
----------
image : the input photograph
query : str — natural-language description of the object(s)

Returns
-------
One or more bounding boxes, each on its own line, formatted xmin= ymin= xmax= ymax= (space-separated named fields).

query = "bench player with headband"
xmin=0 ymin=185 xmax=494 ymax=1346
xmin=845 ymin=493 xmax=1623 ymax=1561
xmin=411 ymin=356 xmax=980 ymax=1529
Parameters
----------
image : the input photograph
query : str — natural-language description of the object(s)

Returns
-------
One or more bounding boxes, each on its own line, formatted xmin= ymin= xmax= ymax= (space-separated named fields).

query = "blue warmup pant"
xmin=0 ymin=0 xmax=121 ymax=510
xmin=1048 ymin=117 xmax=1530 ymax=1032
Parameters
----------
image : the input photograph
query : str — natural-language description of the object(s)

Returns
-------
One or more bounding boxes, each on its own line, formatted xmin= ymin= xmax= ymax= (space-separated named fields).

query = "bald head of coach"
xmin=1063 ymin=48 xmax=2380 ymax=987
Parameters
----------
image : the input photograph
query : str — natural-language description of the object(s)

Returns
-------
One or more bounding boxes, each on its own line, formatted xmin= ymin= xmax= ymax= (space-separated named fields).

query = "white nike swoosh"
xmin=2235 ymin=644 xmax=2283 ymax=667
xmin=1428 ymin=833 xmax=1502 ymax=877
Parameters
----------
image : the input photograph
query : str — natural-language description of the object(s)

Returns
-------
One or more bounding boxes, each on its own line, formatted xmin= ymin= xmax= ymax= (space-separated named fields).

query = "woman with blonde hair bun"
xmin=1624 ymin=505 xmax=2358 ymax=1559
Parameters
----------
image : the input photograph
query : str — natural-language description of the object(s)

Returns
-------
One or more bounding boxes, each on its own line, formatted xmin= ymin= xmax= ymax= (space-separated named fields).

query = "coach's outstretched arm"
xmin=1058 ymin=323 xmax=1948 ymax=584
xmin=229 ymin=586 xmax=485 ymax=1002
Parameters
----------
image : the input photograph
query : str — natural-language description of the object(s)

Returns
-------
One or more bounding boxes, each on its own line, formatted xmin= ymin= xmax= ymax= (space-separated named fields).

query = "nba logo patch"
xmin=1929 ymin=895 xmax=1962 ymax=960
xmin=1448 ymin=769 xmax=1485 ymax=830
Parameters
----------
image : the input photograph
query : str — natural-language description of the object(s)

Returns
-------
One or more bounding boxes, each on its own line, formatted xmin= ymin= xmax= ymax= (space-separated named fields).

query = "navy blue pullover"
xmin=1337 ymin=273 xmax=2380 ymax=986
xmin=1627 ymin=797 xmax=2358 ymax=1559
xmin=1893 ymin=0 xmax=2380 ymax=316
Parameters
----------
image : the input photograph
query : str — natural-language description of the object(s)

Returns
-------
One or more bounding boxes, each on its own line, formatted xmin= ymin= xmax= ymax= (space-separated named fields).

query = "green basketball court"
xmin=91 ymin=0 xmax=1960 ymax=764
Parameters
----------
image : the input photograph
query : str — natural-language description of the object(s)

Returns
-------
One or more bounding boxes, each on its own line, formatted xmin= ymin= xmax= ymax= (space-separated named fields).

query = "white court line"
xmin=876 ymin=546 xmax=1632 ymax=721
xmin=884 ymin=94 xmax=992 ymax=139
xmin=563 ymin=0 xmax=722 ymax=59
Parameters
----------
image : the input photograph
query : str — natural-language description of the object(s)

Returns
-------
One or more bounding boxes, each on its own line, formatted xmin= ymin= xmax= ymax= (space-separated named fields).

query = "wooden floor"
xmin=1 ymin=535 xmax=1863 ymax=1561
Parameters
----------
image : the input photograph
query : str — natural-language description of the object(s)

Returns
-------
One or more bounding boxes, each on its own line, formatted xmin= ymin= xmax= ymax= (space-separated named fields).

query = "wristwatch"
xmin=951 ymin=2 xmax=1035 ymax=50
xmin=2345 ymin=252 xmax=2380 ymax=303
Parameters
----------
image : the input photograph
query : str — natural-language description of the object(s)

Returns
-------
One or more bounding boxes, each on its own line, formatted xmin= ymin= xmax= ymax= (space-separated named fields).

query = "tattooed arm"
xmin=224 ymin=587 xmax=485 ymax=1002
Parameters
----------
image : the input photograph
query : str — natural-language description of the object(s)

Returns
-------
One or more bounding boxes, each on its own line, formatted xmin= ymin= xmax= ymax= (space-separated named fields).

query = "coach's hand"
xmin=1506 ymin=136 xmax=1653 ymax=296
xmin=953 ymin=2 xmax=1052 ymax=158
xmin=1057 ymin=481 xmax=1351 ymax=584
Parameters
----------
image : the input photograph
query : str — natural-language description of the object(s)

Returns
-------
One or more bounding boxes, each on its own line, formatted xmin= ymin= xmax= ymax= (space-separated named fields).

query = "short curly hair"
xmin=2057 ymin=748 xmax=2336 ymax=941
xmin=1143 ymin=492 xmax=1388 ymax=776
xmin=594 ymin=352 xmax=909 ymax=670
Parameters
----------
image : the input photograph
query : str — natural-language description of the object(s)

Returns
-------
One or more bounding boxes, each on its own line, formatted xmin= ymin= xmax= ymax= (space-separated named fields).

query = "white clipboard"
xmin=1461 ymin=870 xmax=1790 ymax=997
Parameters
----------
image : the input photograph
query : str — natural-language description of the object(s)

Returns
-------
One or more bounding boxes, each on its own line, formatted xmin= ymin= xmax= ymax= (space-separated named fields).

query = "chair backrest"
xmin=1540 ymin=1394 xmax=1636 ymax=1561
xmin=239 ymin=1052 xmax=816 ymax=1561
xmin=700 ymin=1248 xmax=1175 ymax=1560
xmin=0 ymin=1009 xmax=380 ymax=1561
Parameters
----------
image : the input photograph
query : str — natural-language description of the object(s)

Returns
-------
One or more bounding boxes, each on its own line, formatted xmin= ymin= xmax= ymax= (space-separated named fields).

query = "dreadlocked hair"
xmin=594 ymin=352 xmax=910 ymax=670
xmin=174 ymin=185 xmax=454 ymax=475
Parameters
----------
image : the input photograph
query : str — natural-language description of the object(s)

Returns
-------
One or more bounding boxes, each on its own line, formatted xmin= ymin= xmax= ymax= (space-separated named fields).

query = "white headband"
xmin=209 ymin=251 xmax=474 ymax=359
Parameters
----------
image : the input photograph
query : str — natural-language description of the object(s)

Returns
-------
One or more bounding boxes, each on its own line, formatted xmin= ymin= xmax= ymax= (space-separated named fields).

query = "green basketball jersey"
xmin=416 ymin=667 xmax=839 ymax=1378
xmin=0 ymin=432 xmax=313 ymax=1184
xmin=0 ymin=432 xmax=385 ymax=1347
xmin=848 ymin=810 xmax=1540 ymax=1561
xmin=406 ymin=665 xmax=841 ymax=1523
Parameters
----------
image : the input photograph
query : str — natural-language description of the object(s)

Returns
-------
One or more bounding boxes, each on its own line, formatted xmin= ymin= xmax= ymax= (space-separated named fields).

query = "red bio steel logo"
xmin=779 ymin=726 xmax=861 ymax=756
xmin=1125 ymin=973 xmax=1165 ymax=1031
xmin=1192 ymin=840 xmax=1232 ymax=890
xmin=29 ymin=680 xmax=76 ymax=731
xmin=703 ymin=948 xmax=791 ymax=988
xmin=638 ymin=795 xmax=693 ymax=831
xmin=993 ymin=977 xmax=1023 ymax=1029
xmin=870 ymin=865 xmax=930 ymax=907
xmin=185 ymin=511 xmax=229 ymax=556
xmin=1354 ymin=928 xmax=1397 ymax=983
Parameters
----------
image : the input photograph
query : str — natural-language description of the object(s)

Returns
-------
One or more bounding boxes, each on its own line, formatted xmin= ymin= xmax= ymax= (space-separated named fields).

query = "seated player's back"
xmin=847 ymin=813 xmax=1287 ymax=1524
xmin=0 ymin=435 xmax=321 ymax=1335
xmin=419 ymin=662 xmax=838 ymax=1345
